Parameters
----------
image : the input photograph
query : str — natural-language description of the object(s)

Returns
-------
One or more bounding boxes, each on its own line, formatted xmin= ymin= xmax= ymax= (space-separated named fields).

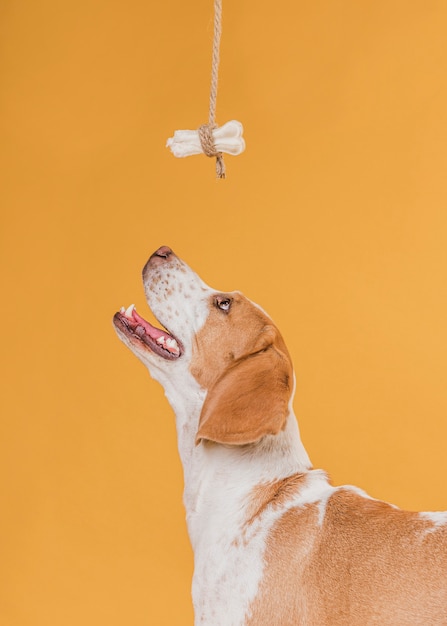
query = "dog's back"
xmin=248 ymin=484 xmax=447 ymax=625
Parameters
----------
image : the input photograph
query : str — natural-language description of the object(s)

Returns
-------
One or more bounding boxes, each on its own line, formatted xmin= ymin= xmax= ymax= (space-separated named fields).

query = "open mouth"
xmin=113 ymin=304 xmax=183 ymax=360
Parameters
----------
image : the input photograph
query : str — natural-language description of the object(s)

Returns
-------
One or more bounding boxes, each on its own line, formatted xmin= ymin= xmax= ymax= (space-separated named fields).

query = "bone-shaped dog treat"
xmin=166 ymin=120 xmax=245 ymax=158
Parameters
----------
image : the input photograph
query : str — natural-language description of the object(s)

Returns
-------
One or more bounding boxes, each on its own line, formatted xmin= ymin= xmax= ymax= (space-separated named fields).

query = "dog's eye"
xmin=215 ymin=296 xmax=232 ymax=312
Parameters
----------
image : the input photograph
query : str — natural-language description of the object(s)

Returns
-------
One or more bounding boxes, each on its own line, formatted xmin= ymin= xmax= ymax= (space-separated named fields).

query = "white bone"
xmin=166 ymin=120 xmax=245 ymax=158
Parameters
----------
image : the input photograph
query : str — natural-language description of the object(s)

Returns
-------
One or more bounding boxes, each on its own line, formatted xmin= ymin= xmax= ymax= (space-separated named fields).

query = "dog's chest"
xmin=189 ymin=505 xmax=271 ymax=626
xmin=183 ymin=456 xmax=267 ymax=625
xmin=185 ymin=468 xmax=313 ymax=625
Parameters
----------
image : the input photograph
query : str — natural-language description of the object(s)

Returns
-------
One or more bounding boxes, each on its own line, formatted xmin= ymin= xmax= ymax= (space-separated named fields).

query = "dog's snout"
xmin=151 ymin=246 xmax=173 ymax=262
xmin=143 ymin=246 xmax=175 ymax=278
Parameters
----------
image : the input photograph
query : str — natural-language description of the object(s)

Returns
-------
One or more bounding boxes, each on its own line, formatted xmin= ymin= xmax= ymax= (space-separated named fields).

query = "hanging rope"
xmin=198 ymin=0 xmax=226 ymax=177
xmin=166 ymin=0 xmax=245 ymax=178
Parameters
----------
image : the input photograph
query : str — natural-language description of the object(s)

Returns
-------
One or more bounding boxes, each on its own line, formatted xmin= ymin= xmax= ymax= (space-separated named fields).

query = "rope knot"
xmin=198 ymin=123 xmax=226 ymax=178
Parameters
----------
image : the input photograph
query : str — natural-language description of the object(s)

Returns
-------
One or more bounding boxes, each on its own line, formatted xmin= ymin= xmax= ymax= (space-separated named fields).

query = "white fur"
xmin=419 ymin=511 xmax=447 ymax=529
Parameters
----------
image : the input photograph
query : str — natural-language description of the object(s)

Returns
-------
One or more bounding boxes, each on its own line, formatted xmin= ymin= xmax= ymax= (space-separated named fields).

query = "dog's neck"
xmin=158 ymin=367 xmax=312 ymax=545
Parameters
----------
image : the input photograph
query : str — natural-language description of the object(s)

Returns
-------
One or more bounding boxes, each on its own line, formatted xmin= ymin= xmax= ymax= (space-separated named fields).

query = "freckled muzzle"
xmin=142 ymin=245 xmax=175 ymax=279
xmin=113 ymin=246 xmax=185 ymax=361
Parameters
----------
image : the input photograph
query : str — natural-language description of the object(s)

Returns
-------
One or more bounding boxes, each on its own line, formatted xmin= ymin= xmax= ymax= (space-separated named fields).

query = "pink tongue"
xmin=132 ymin=309 xmax=168 ymax=340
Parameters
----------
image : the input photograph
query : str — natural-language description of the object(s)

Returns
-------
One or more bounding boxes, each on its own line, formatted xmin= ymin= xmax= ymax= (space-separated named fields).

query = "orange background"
xmin=2 ymin=1 xmax=447 ymax=624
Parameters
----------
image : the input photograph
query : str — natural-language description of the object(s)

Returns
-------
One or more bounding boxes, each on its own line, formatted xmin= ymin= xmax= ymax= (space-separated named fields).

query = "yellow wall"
xmin=2 ymin=1 xmax=447 ymax=624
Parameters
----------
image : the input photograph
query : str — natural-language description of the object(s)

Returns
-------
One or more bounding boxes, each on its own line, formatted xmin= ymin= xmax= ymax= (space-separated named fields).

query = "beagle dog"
xmin=114 ymin=246 xmax=447 ymax=626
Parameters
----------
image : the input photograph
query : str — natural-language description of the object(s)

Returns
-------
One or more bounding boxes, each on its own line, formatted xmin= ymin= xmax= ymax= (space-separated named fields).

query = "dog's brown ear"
xmin=195 ymin=343 xmax=293 ymax=446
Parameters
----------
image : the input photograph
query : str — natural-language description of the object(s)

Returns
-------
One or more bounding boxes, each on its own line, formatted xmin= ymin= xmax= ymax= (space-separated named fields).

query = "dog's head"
xmin=114 ymin=246 xmax=294 ymax=446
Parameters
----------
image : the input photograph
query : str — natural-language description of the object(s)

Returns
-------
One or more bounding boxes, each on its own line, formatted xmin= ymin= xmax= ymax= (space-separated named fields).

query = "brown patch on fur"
xmin=246 ymin=473 xmax=307 ymax=527
xmin=246 ymin=503 xmax=321 ymax=626
xmin=190 ymin=294 xmax=290 ymax=389
xmin=247 ymin=488 xmax=447 ymax=625
xmin=190 ymin=294 xmax=294 ymax=446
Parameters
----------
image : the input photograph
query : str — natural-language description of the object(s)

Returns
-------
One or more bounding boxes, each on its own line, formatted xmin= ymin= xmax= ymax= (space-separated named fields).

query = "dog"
xmin=114 ymin=246 xmax=447 ymax=626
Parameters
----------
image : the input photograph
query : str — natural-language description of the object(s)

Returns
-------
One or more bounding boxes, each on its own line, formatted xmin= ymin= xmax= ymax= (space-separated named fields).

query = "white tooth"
xmin=166 ymin=339 xmax=180 ymax=354
xmin=156 ymin=336 xmax=165 ymax=344
xmin=125 ymin=304 xmax=135 ymax=318
xmin=120 ymin=306 xmax=125 ymax=314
